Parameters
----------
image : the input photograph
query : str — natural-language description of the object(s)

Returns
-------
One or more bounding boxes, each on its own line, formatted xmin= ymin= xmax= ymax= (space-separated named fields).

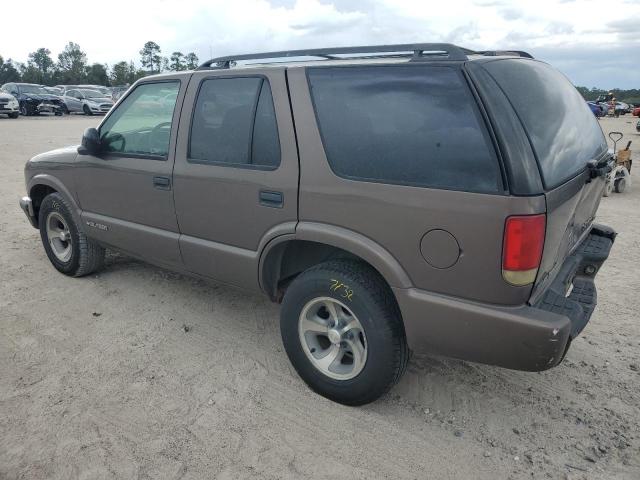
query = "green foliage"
xmin=139 ymin=41 xmax=162 ymax=73
xmin=169 ymin=51 xmax=185 ymax=71
xmin=0 ymin=56 xmax=22 ymax=83
xmin=185 ymin=52 xmax=199 ymax=70
xmin=85 ymin=63 xmax=109 ymax=86
xmin=27 ymin=48 xmax=54 ymax=83
xmin=57 ymin=42 xmax=88 ymax=84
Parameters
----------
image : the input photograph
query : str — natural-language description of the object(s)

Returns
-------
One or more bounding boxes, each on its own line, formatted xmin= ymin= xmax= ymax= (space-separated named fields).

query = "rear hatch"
xmin=481 ymin=59 xmax=609 ymax=302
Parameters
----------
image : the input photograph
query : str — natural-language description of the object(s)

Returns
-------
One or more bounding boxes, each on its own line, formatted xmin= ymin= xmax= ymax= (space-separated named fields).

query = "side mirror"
xmin=78 ymin=127 xmax=101 ymax=155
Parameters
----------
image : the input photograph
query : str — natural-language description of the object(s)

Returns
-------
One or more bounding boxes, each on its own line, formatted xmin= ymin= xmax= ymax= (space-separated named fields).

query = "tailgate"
xmin=479 ymin=58 xmax=609 ymax=302
xmin=531 ymin=171 xmax=605 ymax=303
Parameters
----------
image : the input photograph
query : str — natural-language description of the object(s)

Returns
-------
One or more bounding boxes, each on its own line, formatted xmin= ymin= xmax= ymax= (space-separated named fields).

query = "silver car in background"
xmin=59 ymin=88 xmax=114 ymax=115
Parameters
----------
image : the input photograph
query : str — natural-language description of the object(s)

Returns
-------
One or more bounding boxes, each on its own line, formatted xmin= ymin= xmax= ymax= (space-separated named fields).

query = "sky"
xmin=0 ymin=0 xmax=638 ymax=89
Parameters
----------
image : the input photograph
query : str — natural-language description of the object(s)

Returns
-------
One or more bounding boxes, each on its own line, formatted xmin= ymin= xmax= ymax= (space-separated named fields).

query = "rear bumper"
xmin=394 ymin=224 xmax=616 ymax=371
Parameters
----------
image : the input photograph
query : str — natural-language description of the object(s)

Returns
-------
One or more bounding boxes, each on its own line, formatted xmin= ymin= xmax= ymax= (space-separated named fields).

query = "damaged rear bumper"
xmin=394 ymin=224 xmax=615 ymax=371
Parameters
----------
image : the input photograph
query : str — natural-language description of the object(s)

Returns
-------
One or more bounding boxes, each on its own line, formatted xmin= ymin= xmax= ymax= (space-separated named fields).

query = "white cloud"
xmin=0 ymin=0 xmax=638 ymax=88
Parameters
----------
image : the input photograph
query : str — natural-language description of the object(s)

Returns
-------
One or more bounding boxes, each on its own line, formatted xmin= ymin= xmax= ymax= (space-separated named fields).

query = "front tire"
xmin=9 ymin=112 xmax=19 ymax=119
xmin=280 ymin=260 xmax=409 ymax=405
xmin=39 ymin=193 xmax=105 ymax=277
xmin=83 ymin=104 xmax=93 ymax=116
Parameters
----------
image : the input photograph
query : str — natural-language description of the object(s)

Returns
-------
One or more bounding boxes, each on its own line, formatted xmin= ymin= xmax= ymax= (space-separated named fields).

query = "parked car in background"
xmin=110 ymin=86 xmax=130 ymax=102
xmin=0 ymin=91 xmax=20 ymax=118
xmin=633 ymin=105 xmax=640 ymax=116
xmin=44 ymin=86 xmax=63 ymax=96
xmin=587 ymin=101 xmax=605 ymax=117
xmin=59 ymin=88 xmax=114 ymax=115
xmin=0 ymin=83 xmax=63 ymax=116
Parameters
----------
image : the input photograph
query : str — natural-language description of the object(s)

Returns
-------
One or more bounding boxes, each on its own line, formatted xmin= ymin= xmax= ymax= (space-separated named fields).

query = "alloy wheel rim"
xmin=298 ymin=297 xmax=367 ymax=380
xmin=46 ymin=212 xmax=72 ymax=262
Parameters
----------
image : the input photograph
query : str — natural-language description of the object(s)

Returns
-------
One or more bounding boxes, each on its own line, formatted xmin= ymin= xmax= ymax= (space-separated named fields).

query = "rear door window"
xmin=307 ymin=65 xmax=502 ymax=193
xmin=482 ymin=59 xmax=607 ymax=189
xmin=189 ymin=77 xmax=280 ymax=169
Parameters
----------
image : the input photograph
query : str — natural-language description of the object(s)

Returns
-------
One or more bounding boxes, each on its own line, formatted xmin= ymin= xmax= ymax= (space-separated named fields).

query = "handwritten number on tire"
xmin=330 ymin=279 xmax=353 ymax=301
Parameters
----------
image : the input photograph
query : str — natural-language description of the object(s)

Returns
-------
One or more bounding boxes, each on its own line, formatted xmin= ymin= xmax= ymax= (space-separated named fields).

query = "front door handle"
xmin=259 ymin=190 xmax=283 ymax=208
xmin=153 ymin=176 xmax=171 ymax=190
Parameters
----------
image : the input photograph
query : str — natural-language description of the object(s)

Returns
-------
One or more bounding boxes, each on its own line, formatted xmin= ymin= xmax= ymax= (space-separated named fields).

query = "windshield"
xmin=20 ymin=85 xmax=48 ymax=94
xmin=79 ymin=89 xmax=107 ymax=99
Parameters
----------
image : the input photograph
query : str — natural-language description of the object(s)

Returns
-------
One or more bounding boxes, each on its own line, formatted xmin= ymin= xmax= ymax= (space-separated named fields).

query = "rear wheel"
xmin=603 ymin=179 xmax=613 ymax=197
xmin=39 ymin=193 xmax=105 ymax=277
xmin=280 ymin=259 xmax=408 ymax=405
xmin=614 ymin=177 xmax=627 ymax=193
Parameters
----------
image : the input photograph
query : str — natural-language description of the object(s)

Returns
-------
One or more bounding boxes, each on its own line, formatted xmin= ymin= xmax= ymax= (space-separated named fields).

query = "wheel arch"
xmin=259 ymin=222 xmax=413 ymax=302
xmin=28 ymin=175 xmax=82 ymax=228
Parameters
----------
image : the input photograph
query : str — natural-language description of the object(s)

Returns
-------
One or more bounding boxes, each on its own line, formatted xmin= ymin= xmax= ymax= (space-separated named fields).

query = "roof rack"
xmin=474 ymin=50 xmax=534 ymax=59
xmin=196 ymin=43 xmax=469 ymax=69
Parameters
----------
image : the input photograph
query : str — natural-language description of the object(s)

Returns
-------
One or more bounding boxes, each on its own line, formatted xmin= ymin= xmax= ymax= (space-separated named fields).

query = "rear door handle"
xmin=153 ymin=176 xmax=171 ymax=190
xmin=259 ymin=190 xmax=283 ymax=208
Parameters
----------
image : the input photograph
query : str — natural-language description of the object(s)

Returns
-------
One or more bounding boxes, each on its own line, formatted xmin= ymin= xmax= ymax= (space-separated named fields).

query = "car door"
xmin=65 ymin=89 xmax=83 ymax=112
xmin=74 ymin=77 xmax=187 ymax=269
xmin=172 ymin=68 xmax=299 ymax=290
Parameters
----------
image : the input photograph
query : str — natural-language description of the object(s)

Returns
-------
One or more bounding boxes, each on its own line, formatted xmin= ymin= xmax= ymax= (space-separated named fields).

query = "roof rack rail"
xmin=475 ymin=50 xmax=534 ymax=59
xmin=196 ymin=43 xmax=469 ymax=69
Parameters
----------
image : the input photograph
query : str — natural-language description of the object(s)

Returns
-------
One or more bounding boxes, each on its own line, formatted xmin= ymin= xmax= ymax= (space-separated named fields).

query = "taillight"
xmin=502 ymin=214 xmax=546 ymax=286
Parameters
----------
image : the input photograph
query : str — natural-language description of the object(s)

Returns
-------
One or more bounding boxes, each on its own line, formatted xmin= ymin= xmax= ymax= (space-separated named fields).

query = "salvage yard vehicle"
xmin=18 ymin=44 xmax=616 ymax=405
xmin=59 ymin=88 xmax=114 ymax=115
xmin=0 ymin=91 xmax=20 ymax=118
xmin=1 ymin=83 xmax=63 ymax=116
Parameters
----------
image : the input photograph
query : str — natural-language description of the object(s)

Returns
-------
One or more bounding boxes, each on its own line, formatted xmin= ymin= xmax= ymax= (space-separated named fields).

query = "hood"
xmin=0 ymin=92 xmax=17 ymax=101
xmin=21 ymin=93 xmax=61 ymax=101
xmin=85 ymin=97 xmax=113 ymax=104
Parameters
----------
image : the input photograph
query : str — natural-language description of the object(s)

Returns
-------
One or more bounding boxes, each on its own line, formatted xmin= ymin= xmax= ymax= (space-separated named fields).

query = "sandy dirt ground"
xmin=1 ymin=114 xmax=639 ymax=480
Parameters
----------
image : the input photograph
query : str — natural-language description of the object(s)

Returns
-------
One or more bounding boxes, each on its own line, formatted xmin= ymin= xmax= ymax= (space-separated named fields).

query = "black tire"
xmin=19 ymin=103 xmax=30 ymax=116
xmin=62 ymin=104 xmax=69 ymax=115
xmin=280 ymin=259 xmax=409 ymax=405
xmin=39 ymin=193 xmax=105 ymax=277
xmin=9 ymin=112 xmax=19 ymax=119
xmin=614 ymin=177 xmax=627 ymax=193
xmin=83 ymin=104 xmax=92 ymax=116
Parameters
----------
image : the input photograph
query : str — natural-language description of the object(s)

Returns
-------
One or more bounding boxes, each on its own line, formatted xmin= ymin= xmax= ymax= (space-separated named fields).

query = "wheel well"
xmin=30 ymin=184 xmax=57 ymax=225
xmin=262 ymin=240 xmax=389 ymax=303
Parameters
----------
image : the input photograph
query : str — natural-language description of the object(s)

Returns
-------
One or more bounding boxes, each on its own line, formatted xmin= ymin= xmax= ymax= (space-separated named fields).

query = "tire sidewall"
xmin=281 ymin=266 xmax=400 ymax=403
xmin=39 ymin=194 xmax=82 ymax=275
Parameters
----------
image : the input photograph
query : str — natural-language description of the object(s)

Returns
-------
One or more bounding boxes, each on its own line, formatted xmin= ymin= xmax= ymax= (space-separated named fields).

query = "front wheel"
xmin=83 ymin=104 xmax=92 ymax=116
xmin=19 ymin=104 xmax=29 ymax=116
xmin=280 ymin=260 xmax=409 ymax=405
xmin=9 ymin=112 xmax=19 ymax=119
xmin=39 ymin=193 xmax=105 ymax=277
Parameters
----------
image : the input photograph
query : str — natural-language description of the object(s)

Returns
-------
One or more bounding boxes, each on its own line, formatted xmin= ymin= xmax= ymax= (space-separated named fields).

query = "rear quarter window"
xmin=307 ymin=65 xmax=502 ymax=193
xmin=482 ymin=59 xmax=607 ymax=189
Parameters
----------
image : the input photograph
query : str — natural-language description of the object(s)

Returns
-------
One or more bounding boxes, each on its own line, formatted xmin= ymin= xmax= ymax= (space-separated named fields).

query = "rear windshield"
xmin=482 ymin=59 xmax=607 ymax=189
xmin=307 ymin=65 xmax=502 ymax=193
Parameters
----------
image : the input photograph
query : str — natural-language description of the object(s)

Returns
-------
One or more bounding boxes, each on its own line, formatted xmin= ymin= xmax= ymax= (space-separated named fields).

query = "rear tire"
xmin=280 ymin=259 xmax=408 ymax=405
xmin=39 ymin=193 xmax=105 ymax=277
xmin=614 ymin=177 xmax=626 ymax=193
xmin=603 ymin=179 xmax=613 ymax=197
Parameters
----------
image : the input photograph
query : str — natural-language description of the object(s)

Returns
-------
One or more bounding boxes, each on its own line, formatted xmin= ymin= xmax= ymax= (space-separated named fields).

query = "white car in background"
xmin=0 ymin=91 xmax=20 ymax=118
xmin=59 ymin=88 xmax=114 ymax=115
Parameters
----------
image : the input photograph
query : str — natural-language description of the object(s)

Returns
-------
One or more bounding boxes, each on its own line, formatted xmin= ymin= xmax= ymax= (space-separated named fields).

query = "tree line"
xmin=0 ymin=41 xmax=199 ymax=87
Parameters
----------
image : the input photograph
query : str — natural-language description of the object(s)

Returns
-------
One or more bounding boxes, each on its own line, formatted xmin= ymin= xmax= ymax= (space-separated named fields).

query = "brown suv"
xmin=19 ymin=44 xmax=615 ymax=405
